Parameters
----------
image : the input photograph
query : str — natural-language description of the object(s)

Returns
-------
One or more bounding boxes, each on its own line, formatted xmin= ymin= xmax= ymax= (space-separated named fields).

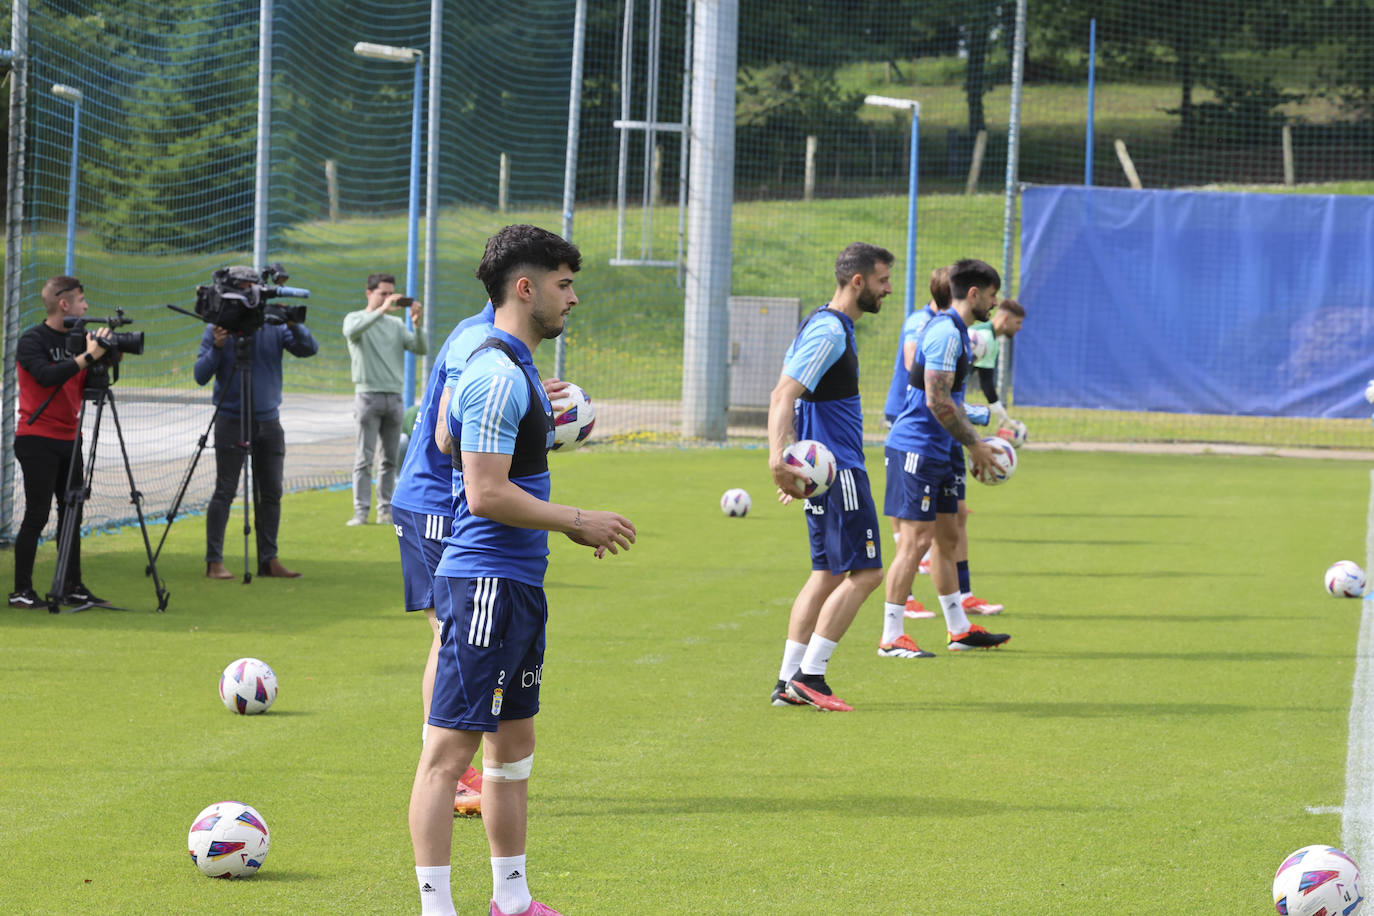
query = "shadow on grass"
xmin=545 ymin=793 xmax=1096 ymax=817
xmin=979 ymin=537 xmax=1162 ymax=546
xmin=860 ymin=699 xmax=1270 ymax=717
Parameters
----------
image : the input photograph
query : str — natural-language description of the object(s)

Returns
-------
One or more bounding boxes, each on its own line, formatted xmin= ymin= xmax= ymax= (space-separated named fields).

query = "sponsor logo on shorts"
xmin=394 ymin=524 xmax=403 ymax=537
xmin=865 ymin=539 xmax=876 ymax=559
xmin=921 ymin=495 xmax=931 ymax=512
xmin=491 ymin=688 xmax=503 ymax=715
xmin=520 ymin=665 xmax=543 ymax=688
xmin=805 ymin=501 xmax=824 ymax=515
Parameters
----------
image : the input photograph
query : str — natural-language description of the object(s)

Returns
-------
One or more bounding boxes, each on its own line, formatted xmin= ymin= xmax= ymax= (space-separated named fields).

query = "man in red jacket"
xmin=10 ymin=276 xmax=112 ymax=608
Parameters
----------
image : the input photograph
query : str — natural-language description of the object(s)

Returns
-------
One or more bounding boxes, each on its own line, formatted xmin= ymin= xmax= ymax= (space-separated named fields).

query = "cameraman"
xmin=9 ymin=276 xmax=110 ymax=608
xmin=342 ymin=272 xmax=426 ymax=527
xmin=194 ymin=283 xmax=318 ymax=580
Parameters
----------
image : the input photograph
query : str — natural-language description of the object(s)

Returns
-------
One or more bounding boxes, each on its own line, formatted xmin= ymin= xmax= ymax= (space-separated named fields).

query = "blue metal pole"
xmin=63 ymin=97 xmax=81 ymax=274
xmin=1086 ymin=18 xmax=1096 ymax=186
xmin=904 ymin=105 xmax=919 ymax=317
xmin=404 ymin=57 xmax=423 ymax=407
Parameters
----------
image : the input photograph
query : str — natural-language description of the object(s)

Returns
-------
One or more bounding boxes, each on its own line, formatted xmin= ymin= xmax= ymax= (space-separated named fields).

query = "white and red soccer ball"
xmin=782 ymin=439 xmax=837 ymax=498
xmin=996 ymin=417 xmax=1028 ymax=449
xmin=550 ymin=383 xmax=595 ymax=451
xmin=971 ymin=436 xmax=1017 ymax=486
xmin=187 ymin=801 xmax=271 ymax=879
xmin=1272 ymin=844 xmax=1363 ymax=916
xmin=720 ymin=488 xmax=751 ymax=517
xmin=1325 ymin=561 xmax=1367 ymax=598
xmin=220 ymin=657 xmax=278 ymax=715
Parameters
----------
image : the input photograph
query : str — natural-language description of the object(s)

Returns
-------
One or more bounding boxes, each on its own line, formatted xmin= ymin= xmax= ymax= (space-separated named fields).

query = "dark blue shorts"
xmin=948 ymin=444 xmax=967 ymax=502
xmin=392 ymin=507 xmax=452 ymax=612
xmin=430 ymin=576 xmax=546 ymax=732
xmin=804 ymin=467 xmax=882 ymax=574
xmin=884 ymin=446 xmax=960 ymax=522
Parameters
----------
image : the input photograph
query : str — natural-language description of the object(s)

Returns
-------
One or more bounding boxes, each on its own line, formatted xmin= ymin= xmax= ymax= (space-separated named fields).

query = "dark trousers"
xmin=14 ymin=434 xmax=83 ymax=592
xmin=206 ymin=414 xmax=285 ymax=566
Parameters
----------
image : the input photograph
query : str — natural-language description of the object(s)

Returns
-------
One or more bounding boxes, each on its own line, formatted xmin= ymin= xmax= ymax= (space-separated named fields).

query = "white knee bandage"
xmin=482 ymin=753 xmax=533 ymax=782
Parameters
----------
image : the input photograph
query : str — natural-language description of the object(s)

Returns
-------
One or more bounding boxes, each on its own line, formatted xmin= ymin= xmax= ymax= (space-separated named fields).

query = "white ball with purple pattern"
xmin=720 ymin=488 xmax=751 ymax=517
xmin=187 ymin=800 xmax=271 ymax=878
xmin=1325 ymin=561 xmax=1366 ymax=598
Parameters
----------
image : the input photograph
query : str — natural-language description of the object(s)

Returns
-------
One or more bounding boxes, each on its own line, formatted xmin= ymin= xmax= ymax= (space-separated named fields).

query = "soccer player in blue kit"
xmin=408 ymin=225 xmax=635 ymax=916
xmin=391 ymin=301 xmax=495 ymax=816
xmin=393 ymin=301 xmax=571 ymax=818
xmin=883 ymin=258 xmax=1011 ymax=652
xmin=880 ymin=265 xmax=951 ymax=620
xmin=768 ymin=242 xmax=902 ymax=714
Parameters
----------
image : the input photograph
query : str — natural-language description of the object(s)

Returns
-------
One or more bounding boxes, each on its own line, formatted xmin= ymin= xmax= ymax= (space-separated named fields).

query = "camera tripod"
xmin=46 ymin=367 xmax=170 ymax=613
xmin=152 ymin=332 xmax=263 ymax=584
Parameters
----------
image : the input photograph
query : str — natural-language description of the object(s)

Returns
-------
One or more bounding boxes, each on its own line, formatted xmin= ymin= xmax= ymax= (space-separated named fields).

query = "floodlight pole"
xmin=556 ymin=0 xmax=588 ymax=381
xmin=864 ymin=95 xmax=920 ymax=318
xmin=1086 ymin=18 xmax=1097 ymax=186
xmin=51 ymin=84 xmax=83 ymax=275
xmin=353 ymin=41 xmax=425 ymax=408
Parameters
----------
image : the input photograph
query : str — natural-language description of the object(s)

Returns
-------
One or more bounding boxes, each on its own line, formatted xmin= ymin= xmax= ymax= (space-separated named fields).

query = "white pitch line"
xmin=1340 ymin=468 xmax=1374 ymax=861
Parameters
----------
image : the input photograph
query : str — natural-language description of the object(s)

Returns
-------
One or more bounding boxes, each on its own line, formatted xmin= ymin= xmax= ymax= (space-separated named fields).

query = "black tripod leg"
xmin=238 ymin=358 xmax=254 ymax=584
xmin=47 ymin=397 xmax=98 ymax=613
xmin=150 ymin=362 xmax=236 ymax=569
xmin=104 ymin=392 xmax=170 ymax=612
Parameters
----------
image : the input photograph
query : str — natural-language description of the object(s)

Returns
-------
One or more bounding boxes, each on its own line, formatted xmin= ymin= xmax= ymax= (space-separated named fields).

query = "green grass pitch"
xmin=0 ymin=446 xmax=1366 ymax=913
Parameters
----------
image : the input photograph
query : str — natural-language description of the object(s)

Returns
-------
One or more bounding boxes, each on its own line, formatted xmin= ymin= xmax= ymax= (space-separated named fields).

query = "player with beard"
xmin=767 ymin=242 xmax=893 ymax=712
xmin=882 ymin=258 xmax=1011 ymax=653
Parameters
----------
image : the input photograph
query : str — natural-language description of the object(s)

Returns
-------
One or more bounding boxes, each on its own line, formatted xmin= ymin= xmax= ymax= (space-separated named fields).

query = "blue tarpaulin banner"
xmin=1016 ymin=186 xmax=1374 ymax=418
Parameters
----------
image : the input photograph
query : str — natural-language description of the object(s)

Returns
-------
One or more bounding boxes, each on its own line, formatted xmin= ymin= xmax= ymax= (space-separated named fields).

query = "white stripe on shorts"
xmin=904 ymin=451 xmax=919 ymax=475
xmin=426 ymin=513 xmax=445 ymax=540
xmin=840 ymin=468 xmax=857 ymax=511
xmin=467 ymin=577 xmax=498 ymax=647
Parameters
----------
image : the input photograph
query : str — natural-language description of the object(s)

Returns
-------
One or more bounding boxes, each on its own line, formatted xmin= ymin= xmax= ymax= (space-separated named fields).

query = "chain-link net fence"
xmin=4 ymin=0 xmax=1373 ymax=538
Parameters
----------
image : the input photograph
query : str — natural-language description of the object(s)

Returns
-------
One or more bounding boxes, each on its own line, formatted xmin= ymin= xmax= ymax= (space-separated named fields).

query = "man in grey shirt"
xmin=343 ymin=272 xmax=426 ymax=526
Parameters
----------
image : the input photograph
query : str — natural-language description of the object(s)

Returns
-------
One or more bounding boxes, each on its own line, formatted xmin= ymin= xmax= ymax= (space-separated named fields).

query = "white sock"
xmin=416 ymin=865 xmax=457 ymax=916
xmin=492 ymin=854 xmax=531 ymax=915
xmin=778 ymin=639 xmax=806 ymax=683
xmin=799 ymin=634 xmax=838 ymax=676
xmin=960 ymin=591 xmax=972 ymax=604
xmin=881 ymin=603 xmax=906 ymax=644
xmin=940 ymin=592 xmax=970 ymax=635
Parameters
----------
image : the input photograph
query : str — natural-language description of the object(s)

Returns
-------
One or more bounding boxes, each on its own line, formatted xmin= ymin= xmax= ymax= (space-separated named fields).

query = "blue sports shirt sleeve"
xmin=453 ymin=353 xmax=531 ymax=455
xmin=782 ymin=312 xmax=846 ymax=392
xmin=921 ymin=319 xmax=963 ymax=373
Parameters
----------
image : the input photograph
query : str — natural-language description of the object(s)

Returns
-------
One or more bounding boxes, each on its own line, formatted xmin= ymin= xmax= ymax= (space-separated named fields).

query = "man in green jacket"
xmin=343 ymin=272 xmax=427 ymax=526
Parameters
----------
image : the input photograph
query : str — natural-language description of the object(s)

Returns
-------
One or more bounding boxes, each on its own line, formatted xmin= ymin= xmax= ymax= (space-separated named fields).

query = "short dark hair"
xmin=948 ymin=258 xmax=1001 ymax=300
xmin=475 ymin=225 xmax=582 ymax=306
xmin=996 ymin=297 xmax=1025 ymax=318
xmin=930 ymin=266 xmax=952 ymax=311
xmin=833 ymin=242 xmax=894 ymax=288
xmin=366 ymin=273 xmax=396 ymax=291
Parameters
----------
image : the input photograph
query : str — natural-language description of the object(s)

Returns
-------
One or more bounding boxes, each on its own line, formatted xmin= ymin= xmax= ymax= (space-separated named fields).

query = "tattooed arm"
xmin=924 ymin=367 xmax=998 ymax=473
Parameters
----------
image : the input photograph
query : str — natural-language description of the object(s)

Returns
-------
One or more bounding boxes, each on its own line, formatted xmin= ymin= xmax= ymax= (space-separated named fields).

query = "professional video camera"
xmin=63 ymin=308 xmax=145 ymax=363
xmin=193 ymin=262 xmax=310 ymax=334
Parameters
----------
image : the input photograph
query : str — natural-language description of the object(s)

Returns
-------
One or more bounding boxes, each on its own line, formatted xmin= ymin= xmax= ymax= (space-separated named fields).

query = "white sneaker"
xmin=345 ymin=515 xmax=367 ymax=527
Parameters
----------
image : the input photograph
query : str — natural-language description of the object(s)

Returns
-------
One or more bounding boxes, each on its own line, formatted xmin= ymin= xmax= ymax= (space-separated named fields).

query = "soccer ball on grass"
xmin=1325 ymin=561 xmax=1366 ymax=598
xmin=781 ymin=439 xmax=837 ymax=498
xmin=187 ymin=800 xmax=271 ymax=879
xmin=550 ymin=383 xmax=595 ymax=451
xmin=220 ymin=657 xmax=278 ymax=715
xmin=720 ymin=488 xmax=751 ymax=517
xmin=1272 ymin=844 xmax=1363 ymax=916
xmin=971 ymin=436 xmax=1017 ymax=486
